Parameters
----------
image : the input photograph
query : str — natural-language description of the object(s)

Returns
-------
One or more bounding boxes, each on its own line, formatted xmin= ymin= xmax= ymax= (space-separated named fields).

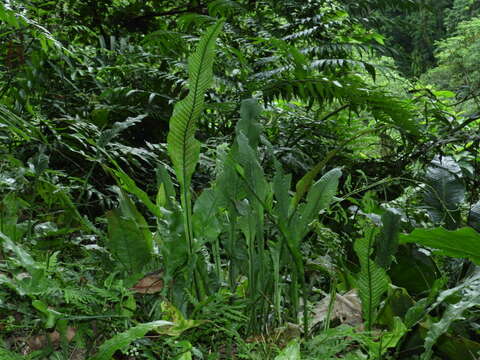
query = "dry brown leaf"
xmin=26 ymin=326 xmax=76 ymax=350
xmin=131 ymin=271 xmax=164 ymax=294
xmin=311 ymin=289 xmax=363 ymax=330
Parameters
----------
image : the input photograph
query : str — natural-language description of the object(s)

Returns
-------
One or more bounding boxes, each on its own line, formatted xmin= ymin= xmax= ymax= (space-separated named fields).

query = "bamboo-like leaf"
xmin=355 ymin=228 xmax=390 ymax=331
xmin=167 ymin=21 xmax=224 ymax=192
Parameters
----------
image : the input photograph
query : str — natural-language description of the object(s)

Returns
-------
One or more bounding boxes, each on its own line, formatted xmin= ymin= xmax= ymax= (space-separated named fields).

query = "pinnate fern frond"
xmin=355 ymin=227 xmax=389 ymax=331
xmin=167 ymin=21 xmax=224 ymax=193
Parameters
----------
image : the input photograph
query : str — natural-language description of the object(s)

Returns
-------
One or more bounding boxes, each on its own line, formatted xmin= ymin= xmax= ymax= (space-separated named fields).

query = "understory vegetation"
xmin=1 ymin=0 xmax=480 ymax=359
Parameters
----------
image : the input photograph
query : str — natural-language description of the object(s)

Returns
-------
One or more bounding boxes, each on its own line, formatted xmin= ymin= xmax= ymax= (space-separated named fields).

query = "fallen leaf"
xmin=26 ymin=326 xmax=76 ymax=350
xmin=131 ymin=271 xmax=164 ymax=294
xmin=311 ymin=289 xmax=363 ymax=330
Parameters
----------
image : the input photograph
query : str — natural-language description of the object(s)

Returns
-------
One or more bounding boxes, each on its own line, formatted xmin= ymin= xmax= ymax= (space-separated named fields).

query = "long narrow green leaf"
xmin=167 ymin=21 xmax=224 ymax=192
xmin=355 ymin=227 xmax=389 ymax=331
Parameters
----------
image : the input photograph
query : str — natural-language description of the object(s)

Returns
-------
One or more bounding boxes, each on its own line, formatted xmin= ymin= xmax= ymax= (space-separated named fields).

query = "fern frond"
xmin=355 ymin=227 xmax=389 ymax=331
xmin=167 ymin=21 xmax=224 ymax=195
xmin=262 ymin=77 xmax=418 ymax=135
xmin=208 ymin=0 xmax=246 ymax=17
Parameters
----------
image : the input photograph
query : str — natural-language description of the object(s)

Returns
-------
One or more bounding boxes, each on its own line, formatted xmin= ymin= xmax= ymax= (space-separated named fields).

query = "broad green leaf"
xmin=167 ymin=21 xmax=224 ymax=193
xmin=0 ymin=232 xmax=37 ymax=273
xmin=377 ymin=286 xmax=414 ymax=328
xmin=273 ymin=165 xmax=292 ymax=223
xmin=274 ymin=339 xmax=301 ymax=360
xmin=32 ymin=300 xmax=61 ymax=328
xmin=193 ymin=189 xmax=221 ymax=242
xmin=375 ymin=209 xmax=402 ymax=269
xmin=160 ymin=302 xmax=205 ymax=336
xmin=390 ymin=246 xmax=440 ymax=296
xmin=423 ymin=156 xmax=465 ymax=229
xmin=421 ymin=271 xmax=480 ymax=360
xmin=235 ymin=132 xmax=267 ymax=204
xmin=298 ymin=168 xmax=342 ymax=238
xmin=237 ymin=98 xmax=262 ymax=149
xmin=361 ymin=317 xmax=407 ymax=356
xmin=355 ymin=228 xmax=390 ymax=330
xmin=156 ymin=163 xmax=176 ymax=209
xmin=176 ymin=352 xmax=192 ymax=360
xmin=403 ymin=278 xmax=445 ymax=328
xmin=90 ymin=320 xmax=174 ymax=360
xmin=106 ymin=201 xmax=152 ymax=274
xmin=467 ymin=200 xmax=480 ymax=232
xmin=399 ymin=227 xmax=480 ymax=265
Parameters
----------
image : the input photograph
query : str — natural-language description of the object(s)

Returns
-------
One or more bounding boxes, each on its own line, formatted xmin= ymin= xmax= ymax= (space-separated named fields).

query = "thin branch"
xmin=125 ymin=5 xmax=205 ymax=25
xmin=286 ymin=104 xmax=349 ymax=146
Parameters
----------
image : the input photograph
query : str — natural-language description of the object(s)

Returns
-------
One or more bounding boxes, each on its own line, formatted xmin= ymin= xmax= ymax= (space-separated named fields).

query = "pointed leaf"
xmin=167 ymin=21 xmax=224 ymax=192
xmin=298 ymin=168 xmax=341 ymax=237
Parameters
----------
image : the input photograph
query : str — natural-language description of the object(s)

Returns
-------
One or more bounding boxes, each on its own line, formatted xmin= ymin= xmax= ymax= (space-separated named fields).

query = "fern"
xmin=0 ymin=347 xmax=23 ymax=360
xmin=166 ymin=21 xmax=223 ymax=301
xmin=262 ymin=76 xmax=417 ymax=135
xmin=354 ymin=227 xmax=390 ymax=331
xmin=167 ymin=20 xmax=223 ymax=200
xmin=208 ymin=0 xmax=246 ymax=17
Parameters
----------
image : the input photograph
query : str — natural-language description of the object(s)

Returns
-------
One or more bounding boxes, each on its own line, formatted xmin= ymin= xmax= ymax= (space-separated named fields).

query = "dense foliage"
xmin=1 ymin=0 xmax=480 ymax=359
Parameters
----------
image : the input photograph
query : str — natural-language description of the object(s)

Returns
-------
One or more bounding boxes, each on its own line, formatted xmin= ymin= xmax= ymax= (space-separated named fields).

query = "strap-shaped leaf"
xmin=167 ymin=21 xmax=224 ymax=192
